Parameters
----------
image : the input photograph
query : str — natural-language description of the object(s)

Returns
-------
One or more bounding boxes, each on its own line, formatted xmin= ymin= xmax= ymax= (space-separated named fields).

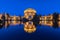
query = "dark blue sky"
xmin=0 ymin=0 xmax=60 ymax=16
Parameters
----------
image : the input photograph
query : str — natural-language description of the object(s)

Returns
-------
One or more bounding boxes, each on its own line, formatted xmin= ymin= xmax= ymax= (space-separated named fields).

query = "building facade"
xmin=0 ymin=8 xmax=60 ymax=33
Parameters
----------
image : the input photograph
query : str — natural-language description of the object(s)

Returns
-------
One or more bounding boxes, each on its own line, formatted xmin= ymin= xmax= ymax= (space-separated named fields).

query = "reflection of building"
xmin=10 ymin=16 xmax=20 ymax=25
xmin=39 ymin=15 xmax=53 ymax=27
xmin=5 ymin=15 xmax=21 ymax=27
xmin=0 ymin=8 xmax=60 ymax=33
xmin=24 ymin=21 xmax=36 ymax=33
xmin=58 ymin=14 xmax=60 ymax=27
xmin=39 ymin=13 xmax=59 ymax=28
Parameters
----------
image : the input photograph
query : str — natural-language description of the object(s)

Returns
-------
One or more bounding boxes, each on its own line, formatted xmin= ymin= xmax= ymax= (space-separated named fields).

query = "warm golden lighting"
xmin=0 ymin=14 xmax=2 ymax=19
xmin=24 ymin=21 xmax=36 ymax=33
xmin=4 ymin=15 xmax=21 ymax=27
xmin=58 ymin=21 xmax=60 ymax=27
xmin=0 ymin=8 xmax=60 ymax=33
xmin=24 ymin=8 xmax=36 ymax=20
xmin=24 ymin=8 xmax=36 ymax=13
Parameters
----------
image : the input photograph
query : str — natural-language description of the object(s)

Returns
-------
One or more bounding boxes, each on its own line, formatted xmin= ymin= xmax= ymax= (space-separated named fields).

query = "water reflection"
xmin=0 ymin=8 xmax=60 ymax=33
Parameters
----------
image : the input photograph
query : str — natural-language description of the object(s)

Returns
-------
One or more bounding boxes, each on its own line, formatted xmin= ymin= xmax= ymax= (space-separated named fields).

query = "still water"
xmin=0 ymin=25 xmax=60 ymax=40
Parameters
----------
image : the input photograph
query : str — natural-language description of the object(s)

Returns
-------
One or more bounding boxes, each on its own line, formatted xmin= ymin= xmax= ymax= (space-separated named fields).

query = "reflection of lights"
xmin=11 ymin=16 xmax=17 ymax=25
xmin=24 ymin=21 xmax=36 ymax=33
xmin=24 ymin=27 xmax=36 ymax=33
xmin=58 ymin=21 xmax=60 ymax=27
xmin=0 ymin=8 xmax=60 ymax=33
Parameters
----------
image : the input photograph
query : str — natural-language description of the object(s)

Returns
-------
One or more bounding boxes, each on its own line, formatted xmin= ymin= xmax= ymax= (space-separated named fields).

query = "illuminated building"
xmin=0 ymin=8 xmax=60 ymax=33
